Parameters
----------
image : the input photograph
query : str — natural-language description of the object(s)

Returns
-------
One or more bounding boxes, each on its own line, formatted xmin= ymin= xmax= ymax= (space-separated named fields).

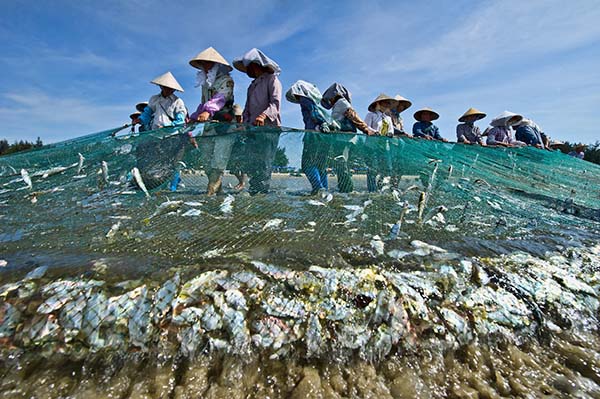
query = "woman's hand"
xmin=197 ymin=112 xmax=210 ymax=122
xmin=254 ymin=114 xmax=267 ymax=126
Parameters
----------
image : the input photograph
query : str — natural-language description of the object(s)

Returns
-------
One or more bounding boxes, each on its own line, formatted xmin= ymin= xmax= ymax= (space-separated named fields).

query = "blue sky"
xmin=1 ymin=0 xmax=599 ymax=145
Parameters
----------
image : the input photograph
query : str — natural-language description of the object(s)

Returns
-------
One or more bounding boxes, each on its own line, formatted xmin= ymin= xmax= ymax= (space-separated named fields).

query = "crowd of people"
xmin=126 ymin=47 xmax=577 ymax=196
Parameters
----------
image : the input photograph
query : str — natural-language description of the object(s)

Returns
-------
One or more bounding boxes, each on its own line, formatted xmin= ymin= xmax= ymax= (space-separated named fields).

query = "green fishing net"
xmin=0 ymin=123 xmax=599 ymax=362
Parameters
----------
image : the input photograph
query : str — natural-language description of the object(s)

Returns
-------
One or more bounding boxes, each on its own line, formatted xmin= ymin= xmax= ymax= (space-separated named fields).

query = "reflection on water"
xmin=1 ymin=125 xmax=600 ymax=398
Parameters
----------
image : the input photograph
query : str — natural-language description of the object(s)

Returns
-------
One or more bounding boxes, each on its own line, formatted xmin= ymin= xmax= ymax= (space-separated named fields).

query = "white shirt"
xmin=364 ymin=111 xmax=393 ymax=136
xmin=148 ymin=94 xmax=186 ymax=129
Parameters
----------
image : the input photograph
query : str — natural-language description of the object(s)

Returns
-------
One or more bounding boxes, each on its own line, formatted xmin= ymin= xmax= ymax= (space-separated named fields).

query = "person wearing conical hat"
xmin=363 ymin=94 xmax=396 ymax=191
xmin=568 ymin=144 xmax=586 ymax=160
xmin=134 ymin=71 xmax=187 ymax=130
xmin=364 ymin=94 xmax=396 ymax=137
xmin=188 ymin=47 xmax=236 ymax=195
xmin=389 ymin=95 xmax=413 ymax=137
xmin=128 ymin=111 xmax=142 ymax=133
xmin=233 ymin=48 xmax=282 ymax=194
xmin=456 ymin=108 xmax=486 ymax=145
xmin=513 ymin=117 xmax=545 ymax=149
xmin=232 ymin=104 xmax=243 ymax=123
xmin=413 ymin=108 xmax=447 ymax=142
xmin=189 ymin=47 xmax=235 ymax=123
xmin=485 ymin=111 xmax=525 ymax=147
xmin=286 ymin=80 xmax=340 ymax=195
xmin=136 ymin=102 xmax=148 ymax=113
xmin=132 ymin=102 xmax=150 ymax=132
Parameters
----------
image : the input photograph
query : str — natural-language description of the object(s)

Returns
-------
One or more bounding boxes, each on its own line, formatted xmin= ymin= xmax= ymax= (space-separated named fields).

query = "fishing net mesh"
xmin=0 ymin=123 xmax=599 ymax=358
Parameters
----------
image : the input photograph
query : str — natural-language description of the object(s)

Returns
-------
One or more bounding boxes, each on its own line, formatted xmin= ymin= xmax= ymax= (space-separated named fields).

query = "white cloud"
xmin=0 ymin=89 xmax=130 ymax=143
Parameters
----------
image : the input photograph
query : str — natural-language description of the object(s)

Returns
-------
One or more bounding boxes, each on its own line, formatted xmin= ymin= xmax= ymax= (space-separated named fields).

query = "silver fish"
xmin=152 ymin=274 xmax=180 ymax=324
xmin=370 ymin=235 xmax=385 ymax=255
xmin=20 ymin=169 xmax=32 ymax=190
xmin=263 ymin=294 xmax=306 ymax=319
xmin=225 ymin=289 xmax=248 ymax=311
xmin=182 ymin=208 xmax=201 ymax=217
xmin=251 ymin=316 xmax=289 ymax=350
xmin=24 ymin=265 xmax=48 ymax=280
xmin=262 ymin=218 xmax=283 ymax=230
xmin=128 ymin=286 xmax=153 ymax=348
xmin=77 ymin=153 xmax=85 ymax=174
xmin=175 ymin=271 xmax=228 ymax=307
xmin=417 ymin=191 xmax=426 ymax=222
xmin=131 ymin=167 xmax=150 ymax=198
xmin=252 ymin=261 xmax=294 ymax=281
xmin=82 ymin=291 xmax=108 ymax=348
xmin=179 ymin=322 xmax=203 ymax=356
xmin=220 ymin=194 xmax=235 ymax=214
xmin=101 ymin=161 xmax=109 ymax=184
xmin=106 ymin=222 xmax=121 ymax=239
xmin=0 ymin=302 xmax=20 ymax=339
xmin=29 ymin=315 xmax=60 ymax=342
xmin=201 ymin=304 xmax=222 ymax=331
xmin=59 ymin=294 xmax=87 ymax=341
xmin=150 ymin=200 xmax=183 ymax=218
xmin=305 ymin=313 xmax=323 ymax=357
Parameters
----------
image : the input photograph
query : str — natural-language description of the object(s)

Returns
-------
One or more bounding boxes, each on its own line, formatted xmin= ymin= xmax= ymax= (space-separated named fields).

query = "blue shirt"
xmin=515 ymin=125 xmax=543 ymax=147
xmin=298 ymin=97 xmax=327 ymax=130
xmin=413 ymin=121 xmax=443 ymax=140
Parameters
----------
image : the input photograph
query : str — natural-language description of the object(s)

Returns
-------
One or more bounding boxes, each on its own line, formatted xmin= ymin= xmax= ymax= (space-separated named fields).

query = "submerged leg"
xmin=207 ymin=169 xmax=224 ymax=196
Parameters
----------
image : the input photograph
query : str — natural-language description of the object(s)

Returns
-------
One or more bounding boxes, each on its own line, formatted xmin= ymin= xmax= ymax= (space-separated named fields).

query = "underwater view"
xmin=1 ymin=123 xmax=600 ymax=398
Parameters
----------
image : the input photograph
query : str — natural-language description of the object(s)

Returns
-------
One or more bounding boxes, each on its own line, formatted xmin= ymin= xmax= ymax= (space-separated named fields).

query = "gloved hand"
xmin=320 ymin=123 xmax=331 ymax=133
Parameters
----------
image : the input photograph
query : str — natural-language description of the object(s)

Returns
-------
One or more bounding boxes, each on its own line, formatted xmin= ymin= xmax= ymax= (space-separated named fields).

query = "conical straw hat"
xmin=189 ymin=47 xmax=232 ymax=71
xmin=414 ymin=107 xmax=439 ymax=121
xmin=394 ymin=95 xmax=412 ymax=112
xmin=459 ymin=107 xmax=486 ymax=122
xmin=232 ymin=104 xmax=243 ymax=116
xmin=129 ymin=111 xmax=141 ymax=120
xmin=151 ymin=71 xmax=184 ymax=92
xmin=135 ymin=102 xmax=148 ymax=113
xmin=368 ymin=93 xmax=397 ymax=112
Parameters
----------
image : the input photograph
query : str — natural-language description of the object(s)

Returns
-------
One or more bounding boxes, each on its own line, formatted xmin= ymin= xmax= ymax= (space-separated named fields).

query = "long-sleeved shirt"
xmin=139 ymin=93 xmax=186 ymax=130
xmin=413 ymin=121 xmax=443 ymax=140
xmin=242 ymin=73 xmax=282 ymax=126
xmin=298 ymin=97 xmax=327 ymax=130
xmin=486 ymin=126 xmax=522 ymax=146
xmin=515 ymin=125 xmax=544 ymax=148
xmin=364 ymin=111 xmax=393 ymax=136
xmin=456 ymin=123 xmax=483 ymax=144
xmin=189 ymin=73 xmax=234 ymax=121
xmin=331 ymin=98 xmax=370 ymax=134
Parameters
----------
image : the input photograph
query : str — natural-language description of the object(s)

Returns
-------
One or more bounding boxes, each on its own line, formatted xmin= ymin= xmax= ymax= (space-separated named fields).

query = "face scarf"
xmin=195 ymin=64 xmax=219 ymax=88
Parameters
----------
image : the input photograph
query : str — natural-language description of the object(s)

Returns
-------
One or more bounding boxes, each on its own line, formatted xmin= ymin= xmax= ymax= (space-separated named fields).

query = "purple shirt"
xmin=486 ymin=126 xmax=518 ymax=145
xmin=242 ymin=73 xmax=282 ymax=126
